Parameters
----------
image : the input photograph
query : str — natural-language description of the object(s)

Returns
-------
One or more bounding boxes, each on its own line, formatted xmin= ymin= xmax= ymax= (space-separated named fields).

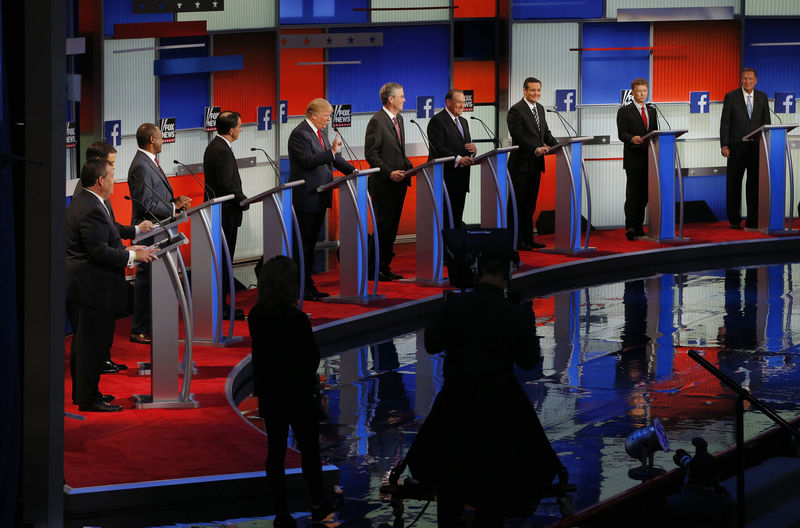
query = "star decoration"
xmin=212 ymin=1 xmax=218 ymax=7
xmin=195 ymin=1 xmax=200 ymax=8
xmin=326 ymin=37 xmax=333 ymax=44
xmin=281 ymin=38 xmax=287 ymax=46
xmin=348 ymin=37 xmax=354 ymax=44
xmin=369 ymin=36 xmax=375 ymax=43
xmin=177 ymin=2 xmax=182 ymax=7
xmin=304 ymin=38 xmax=310 ymax=45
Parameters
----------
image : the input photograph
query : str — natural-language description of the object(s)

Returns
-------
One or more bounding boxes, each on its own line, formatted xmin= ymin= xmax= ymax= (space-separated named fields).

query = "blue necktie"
xmin=747 ymin=94 xmax=753 ymax=118
xmin=454 ymin=117 xmax=464 ymax=138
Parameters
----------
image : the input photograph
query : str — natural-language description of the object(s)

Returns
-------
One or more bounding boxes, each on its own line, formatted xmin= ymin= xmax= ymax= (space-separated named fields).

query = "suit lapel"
xmin=522 ymin=102 xmax=540 ymax=136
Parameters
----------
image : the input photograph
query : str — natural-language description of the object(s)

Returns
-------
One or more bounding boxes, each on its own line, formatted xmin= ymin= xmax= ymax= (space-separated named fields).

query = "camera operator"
xmin=407 ymin=242 xmax=565 ymax=526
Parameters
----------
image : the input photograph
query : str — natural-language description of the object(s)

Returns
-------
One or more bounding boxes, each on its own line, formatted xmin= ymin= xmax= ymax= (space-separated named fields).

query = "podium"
xmin=641 ymin=129 xmax=689 ymax=243
xmin=742 ymin=124 xmax=798 ymax=234
xmin=317 ymin=168 xmax=384 ymax=304
xmin=401 ymin=156 xmax=455 ymax=285
xmin=473 ymin=146 xmax=519 ymax=245
xmin=132 ymin=219 xmax=199 ymax=409
xmin=184 ymin=194 xmax=241 ymax=347
xmin=542 ymin=136 xmax=596 ymax=255
xmin=241 ymin=180 xmax=306 ymax=302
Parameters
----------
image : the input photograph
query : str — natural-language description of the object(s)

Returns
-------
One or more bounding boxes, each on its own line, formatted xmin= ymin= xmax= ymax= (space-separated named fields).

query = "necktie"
xmin=154 ymin=156 xmax=166 ymax=178
xmin=392 ymin=116 xmax=402 ymax=143
xmin=747 ymin=94 xmax=753 ymax=118
xmin=532 ymin=106 xmax=540 ymax=129
xmin=641 ymin=105 xmax=648 ymax=129
xmin=455 ymin=117 xmax=464 ymax=138
xmin=317 ymin=129 xmax=325 ymax=148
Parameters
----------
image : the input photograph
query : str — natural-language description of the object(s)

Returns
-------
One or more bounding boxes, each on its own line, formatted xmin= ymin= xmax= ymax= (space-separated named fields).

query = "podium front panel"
xmin=339 ymin=176 xmax=370 ymax=300
xmin=150 ymin=253 xmax=181 ymax=403
xmin=192 ymin=203 xmax=223 ymax=342
xmin=262 ymin=192 xmax=293 ymax=262
xmin=554 ymin=143 xmax=584 ymax=252
xmin=416 ymin=164 xmax=445 ymax=282
xmin=480 ymin=151 xmax=510 ymax=229
xmin=647 ymin=135 xmax=677 ymax=240
xmin=758 ymin=127 xmax=788 ymax=232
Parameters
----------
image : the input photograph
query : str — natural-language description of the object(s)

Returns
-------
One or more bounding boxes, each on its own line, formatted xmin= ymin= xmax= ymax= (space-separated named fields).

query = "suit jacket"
xmin=720 ymin=88 xmax=770 ymax=153
xmin=507 ymin=98 xmax=558 ymax=175
xmin=72 ymin=180 xmax=136 ymax=239
xmin=427 ymin=109 xmax=472 ymax=193
xmin=203 ymin=136 xmax=247 ymax=226
xmin=65 ymin=190 xmax=131 ymax=312
xmin=288 ymin=120 xmax=355 ymax=214
xmin=616 ymin=102 xmax=659 ymax=171
xmin=128 ymin=150 xmax=175 ymax=225
xmin=364 ymin=109 xmax=413 ymax=188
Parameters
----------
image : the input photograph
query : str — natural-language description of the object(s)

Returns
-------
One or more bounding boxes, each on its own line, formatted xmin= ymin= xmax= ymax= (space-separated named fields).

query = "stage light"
xmin=625 ymin=417 xmax=671 ymax=480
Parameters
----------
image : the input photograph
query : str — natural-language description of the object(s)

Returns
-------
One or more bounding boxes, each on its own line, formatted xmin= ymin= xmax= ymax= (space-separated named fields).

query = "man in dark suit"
xmin=507 ymin=77 xmax=559 ymax=250
xmin=66 ymin=159 xmax=157 ymax=411
xmin=427 ymin=89 xmax=477 ymax=228
xmin=203 ymin=111 xmax=248 ymax=320
xmin=365 ymin=82 xmax=413 ymax=281
xmin=617 ymin=78 xmax=658 ymax=240
xmin=128 ymin=123 xmax=192 ymax=343
xmin=288 ymin=98 xmax=355 ymax=301
xmin=720 ymin=68 xmax=770 ymax=229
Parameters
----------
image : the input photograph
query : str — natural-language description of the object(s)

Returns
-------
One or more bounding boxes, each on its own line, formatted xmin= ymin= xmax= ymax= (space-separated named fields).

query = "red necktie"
xmin=641 ymin=105 xmax=648 ymax=128
xmin=392 ymin=117 xmax=402 ymax=143
xmin=317 ymin=129 xmax=325 ymax=148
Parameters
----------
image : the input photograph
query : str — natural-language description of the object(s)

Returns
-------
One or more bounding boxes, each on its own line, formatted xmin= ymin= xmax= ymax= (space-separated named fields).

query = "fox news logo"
xmin=620 ymin=89 xmax=634 ymax=106
xmin=555 ymin=89 xmax=576 ymax=112
xmin=66 ymin=121 xmax=77 ymax=148
xmin=417 ymin=96 xmax=434 ymax=119
xmin=775 ymin=92 xmax=796 ymax=114
xmin=104 ymin=120 xmax=121 ymax=147
xmin=331 ymin=104 xmax=352 ymax=128
xmin=690 ymin=91 xmax=710 ymax=114
xmin=257 ymin=106 xmax=272 ymax=131
xmin=204 ymin=106 xmax=221 ymax=131
xmin=159 ymin=117 xmax=176 ymax=143
xmin=462 ymin=90 xmax=474 ymax=112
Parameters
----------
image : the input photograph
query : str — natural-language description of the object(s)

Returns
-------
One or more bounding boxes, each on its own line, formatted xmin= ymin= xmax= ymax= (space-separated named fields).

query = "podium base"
xmin=133 ymin=393 xmax=199 ymax=409
xmin=137 ymin=361 xmax=198 ymax=376
xmin=185 ymin=335 xmax=243 ymax=348
xmin=323 ymin=293 xmax=386 ymax=305
xmin=758 ymin=228 xmax=800 ymax=236
xmin=399 ymin=276 xmax=449 ymax=287
xmin=642 ymin=236 xmax=690 ymax=244
xmin=540 ymin=247 xmax=597 ymax=256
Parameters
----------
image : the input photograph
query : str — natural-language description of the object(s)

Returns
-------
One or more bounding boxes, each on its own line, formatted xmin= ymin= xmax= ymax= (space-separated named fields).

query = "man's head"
xmin=136 ymin=123 xmax=163 ymax=154
xmin=86 ymin=142 xmax=117 ymax=174
xmin=741 ymin=68 xmax=758 ymax=94
xmin=217 ymin=111 xmax=242 ymax=141
xmin=306 ymin=98 xmax=333 ymax=130
xmin=81 ymin=158 xmax=115 ymax=199
xmin=523 ymin=77 xmax=542 ymax=105
xmin=380 ymin=82 xmax=405 ymax=113
xmin=445 ymin=89 xmax=466 ymax=117
xmin=631 ymin=78 xmax=649 ymax=105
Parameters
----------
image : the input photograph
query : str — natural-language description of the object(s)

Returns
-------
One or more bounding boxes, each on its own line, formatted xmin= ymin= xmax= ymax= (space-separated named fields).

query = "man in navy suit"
xmin=288 ymin=98 xmax=355 ymax=301
xmin=427 ymin=89 xmax=477 ymax=228
xmin=507 ymin=77 xmax=559 ymax=250
xmin=203 ymin=111 xmax=248 ymax=320
xmin=365 ymin=82 xmax=413 ymax=281
xmin=617 ymin=78 xmax=658 ymax=240
xmin=128 ymin=123 xmax=192 ymax=343
xmin=720 ymin=68 xmax=770 ymax=229
xmin=66 ymin=159 xmax=157 ymax=411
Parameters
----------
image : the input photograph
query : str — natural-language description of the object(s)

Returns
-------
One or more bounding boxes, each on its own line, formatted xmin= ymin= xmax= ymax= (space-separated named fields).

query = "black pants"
xmin=221 ymin=215 xmax=239 ymax=308
xmin=132 ymin=261 xmax=150 ymax=335
xmin=726 ymin=144 xmax=759 ymax=226
xmin=259 ymin=396 xmax=324 ymax=515
xmin=508 ymin=169 xmax=541 ymax=246
xmin=294 ymin=210 xmax=326 ymax=289
xmin=444 ymin=176 xmax=468 ymax=229
xmin=68 ymin=303 xmax=114 ymax=406
xmin=368 ymin=181 xmax=407 ymax=270
xmin=624 ymin=167 xmax=648 ymax=232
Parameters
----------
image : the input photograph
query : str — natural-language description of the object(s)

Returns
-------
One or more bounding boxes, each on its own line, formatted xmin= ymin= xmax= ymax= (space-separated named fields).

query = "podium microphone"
xmin=125 ymin=195 xmax=180 ymax=246
xmin=409 ymin=119 xmax=430 ymax=153
xmin=174 ymin=159 xmax=215 ymax=199
xmin=335 ymin=130 xmax=363 ymax=170
xmin=546 ymin=107 xmax=577 ymax=137
xmin=647 ymin=103 xmax=671 ymax=130
xmin=470 ymin=116 xmax=498 ymax=147
xmin=768 ymin=105 xmax=783 ymax=125
xmin=250 ymin=147 xmax=285 ymax=184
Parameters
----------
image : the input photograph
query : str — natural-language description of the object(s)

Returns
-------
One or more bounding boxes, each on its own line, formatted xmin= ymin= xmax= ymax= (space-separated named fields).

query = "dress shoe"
xmin=78 ymin=401 xmax=123 ymax=412
xmin=130 ymin=333 xmax=152 ymax=344
xmin=102 ymin=360 xmax=120 ymax=374
xmin=223 ymin=308 xmax=246 ymax=321
xmin=378 ymin=270 xmax=395 ymax=281
xmin=308 ymin=286 xmax=330 ymax=298
xmin=109 ymin=360 xmax=127 ymax=371
xmin=745 ymin=221 xmax=758 ymax=229
xmin=100 ymin=394 xmax=115 ymax=403
xmin=635 ymin=228 xmax=646 ymax=237
xmin=517 ymin=242 xmax=534 ymax=251
xmin=273 ymin=514 xmax=297 ymax=528
xmin=528 ymin=240 xmax=546 ymax=249
xmin=311 ymin=493 xmax=344 ymax=522
xmin=388 ymin=270 xmax=404 ymax=280
xmin=625 ymin=229 xmax=637 ymax=241
xmin=303 ymin=292 xmax=321 ymax=302
xmin=729 ymin=223 xmax=742 ymax=230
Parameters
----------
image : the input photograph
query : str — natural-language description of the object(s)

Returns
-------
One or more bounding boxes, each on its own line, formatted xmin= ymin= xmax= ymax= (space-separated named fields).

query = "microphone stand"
xmin=125 ymin=195 xmax=180 ymax=247
xmin=470 ymin=116 xmax=499 ymax=148
xmin=335 ymin=130 xmax=363 ymax=171
xmin=546 ymin=108 xmax=577 ymax=137
xmin=174 ymin=159 xmax=215 ymax=199
xmin=648 ymin=102 xmax=671 ymax=130
xmin=409 ymin=119 xmax=430 ymax=153
xmin=250 ymin=147 xmax=285 ymax=184
xmin=129 ymin=172 xmax=179 ymax=219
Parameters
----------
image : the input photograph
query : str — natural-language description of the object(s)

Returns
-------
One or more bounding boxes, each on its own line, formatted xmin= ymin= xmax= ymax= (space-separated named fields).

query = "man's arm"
xmin=128 ymin=162 xmax=173 ymax=219
xmin=205 ymin=147 xmax=246 ymax=203
xmin=617 ymin=106 xmax=635 ymax=145
xmin=288 ymin=129 xmax=334 ymax=170
xmin=364 ymin=116 xmax=394 ymax=181
xmin=79 ymin=208 xmax=133 ymax=269
xmin=720 ymin=92 xmax=732 ymax=150
xmin=506 ymin=104 xmax=538 ymax=156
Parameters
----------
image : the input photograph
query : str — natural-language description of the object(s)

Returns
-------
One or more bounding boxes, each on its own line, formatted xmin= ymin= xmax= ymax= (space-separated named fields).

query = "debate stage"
xmin=63 ymin=220 xmax=800 ymax=526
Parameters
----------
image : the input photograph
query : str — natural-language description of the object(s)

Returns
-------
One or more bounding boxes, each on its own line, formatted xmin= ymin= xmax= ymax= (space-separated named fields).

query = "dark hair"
xmin=523 ymin=77 xmax=541 ymax=90
xmin=86 ymin=141 xmax=117 ymax=161
xmin=216 ymin=111 xmax=241 ymax=135
xmin=445 ymin=89 xmax=464 ymax=101
xmin=80 ymin=158 xmax=111 ymax=188
xmin=136 ymin=123 xmax=159 ymax=148
xmin=253 ymin=255 xmax=299 ymax=313
xmin=631 ymin=78 xmax=649 ymax=90
xmin=742 ymin=67 xmax=758 ymax=79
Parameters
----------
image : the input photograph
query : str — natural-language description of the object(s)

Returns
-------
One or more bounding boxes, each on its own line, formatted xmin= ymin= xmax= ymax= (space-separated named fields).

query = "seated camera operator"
xmin=407 ymin=243 xmax=565 ymax=526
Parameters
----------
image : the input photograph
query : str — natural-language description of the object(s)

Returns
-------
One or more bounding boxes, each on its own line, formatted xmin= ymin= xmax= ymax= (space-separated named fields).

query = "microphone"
xmin=128 ymin=172 xmax=179 ymax=219
xmin=546 ymin=107 xmax=577 ymax=137
xmin=647 ymin=102 xmax=671 ymax=130
xmin=174 ymin=159 xmax=215 ymax=199
xmin=335 ymin=130 xmax=363 ymax=171
xmin=768 ymin=104 xmax=783 ymax=125
xmin=409 ymin=119 xmax=430 ymax=153
xmin=125 ymin=195 xmax=180 ymax=246
xmin=470 ymin=116 xmax=498 ymax=147
xmin=250 ymin=147 xmax=285 ymax=184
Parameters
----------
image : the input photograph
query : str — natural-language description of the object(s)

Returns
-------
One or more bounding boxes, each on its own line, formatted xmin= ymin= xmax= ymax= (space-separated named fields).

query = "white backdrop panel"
xmin=606 ymin=0 xmax=739 ymax=18
xmin=371 ymin=0 xmax=450 ymax=23
xmin=103 ymin=39 xmax=156 ymax=136
xmin=177 ymin=0 xmax=275 ymax=31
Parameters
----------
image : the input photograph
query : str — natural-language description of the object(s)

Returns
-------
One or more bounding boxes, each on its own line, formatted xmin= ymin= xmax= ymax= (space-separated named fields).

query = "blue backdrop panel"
xmin=581 ymin=23 xmax=650 ymax=105
xmin=513 ymin=0 xmax=602 ymax=20
xmin=743 ymin=20 xmax=800 ymax=97
xmin=104 ymin=0 xmax=173 ymax=37
xmin=327 ymin=25 xmax=450 ymax=114
xmin=158 ymin=36 xmax=209 ymax=130
xmin=280 ymin=0 xmax=368 ymax=24
xmin=154 ymin=55 xmax=243 ymax=76
xmin=683 ymin=174 xmax=726 ymax=221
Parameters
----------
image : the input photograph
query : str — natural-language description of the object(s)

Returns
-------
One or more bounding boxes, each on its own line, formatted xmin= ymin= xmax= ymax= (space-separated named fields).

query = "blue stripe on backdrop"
xmin=158 ymin=36 xmax=210 ymax=130
xmin=327 ymin=25 xmax=450 ymax=114
xmin=280 ymin=0 xmax=368 ymax=25
xmin=743 ymin=19 xmax=800 ymax=97
xmin=581 ymin=22 xmax=650 ymax=105
xmin=512 ymin=0 xmax=603 ymax=20
xmin=103 ymin=0 xmax=172 ymax=37
xmin=683 ymin=174 xmax=726 ymax=221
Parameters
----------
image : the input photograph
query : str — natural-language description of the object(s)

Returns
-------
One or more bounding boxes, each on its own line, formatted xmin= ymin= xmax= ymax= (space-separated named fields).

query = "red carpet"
xmin=62 ymin=221 xmax=784 ymax=489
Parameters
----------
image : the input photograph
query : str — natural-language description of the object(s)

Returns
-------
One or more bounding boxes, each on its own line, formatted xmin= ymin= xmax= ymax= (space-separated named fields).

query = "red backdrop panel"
xmin=652 ymin=20 xmax=740 ymax=102
xmin=453 ymin=60 xmax=496 ymax=103
xmin=280 ymin=29 xmax=325 ymax=117
xmin=455 ymin=0 xmax=496 ymax=18
xmin=213 ymin=32 xmax=276 ymax=124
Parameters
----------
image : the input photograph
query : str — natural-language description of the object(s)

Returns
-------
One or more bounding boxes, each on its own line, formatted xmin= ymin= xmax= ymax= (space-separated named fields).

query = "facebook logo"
xmin=555 ymin=89 xmax=576 ymax=112
xmin=104 ymin=120 xmax=121 ymax=147
xmin=257 ymin=106 xmax=272 ymax=131
xmin=690 ymin=91 xmax=710 ymax=114
xmin=416 ymin=96 xmax=434 ymax=119
xmin=279 ymin=100 xmax=288 ymax=123
xmin=775 ymin=92 xmax=796 ymax=114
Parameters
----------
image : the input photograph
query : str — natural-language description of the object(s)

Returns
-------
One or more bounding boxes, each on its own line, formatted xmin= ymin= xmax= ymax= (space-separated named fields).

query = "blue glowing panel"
xmin=513 ymin=0 xmax=602 ymax=19
xmin=743 ymin=20 xmax=800 ymax=98
xmin=280 ymin=0 xmax=368 ymax=24
xmin=158 ymin=37 xmax=209 ymax=130
xmin=104 ymin=0 xmax=172 ymax=37
xmin=327 ymin=25 xmax=450 ymax=114
xmin=581 ymin=22 xmax=650 ymax=105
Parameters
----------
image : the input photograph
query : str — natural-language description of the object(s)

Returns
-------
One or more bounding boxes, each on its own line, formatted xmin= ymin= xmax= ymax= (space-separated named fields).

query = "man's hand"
xmin=175 ymin=195 xmax=192 ymax=210
xmin=130 ymin=245 xmax=158 ymax=263
xmin=632 ymin=136 xmax=643 ymax=145
xmin=465 ymin=142 xmax=477 ymax=154
xmin=389 ymin=170 xmax=405 ymax=182
xmin=721 ymin=146 xmax=730 ymax=158
xmin=332 ymin=134 xmax=343 ymax=155
xmin=535 ymin=146 xmax=550 ymax=156
xmin=137 ymin=220 xmax=154 ymax=233
xmin=458 ymin=156 xmax=473 ymax=167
